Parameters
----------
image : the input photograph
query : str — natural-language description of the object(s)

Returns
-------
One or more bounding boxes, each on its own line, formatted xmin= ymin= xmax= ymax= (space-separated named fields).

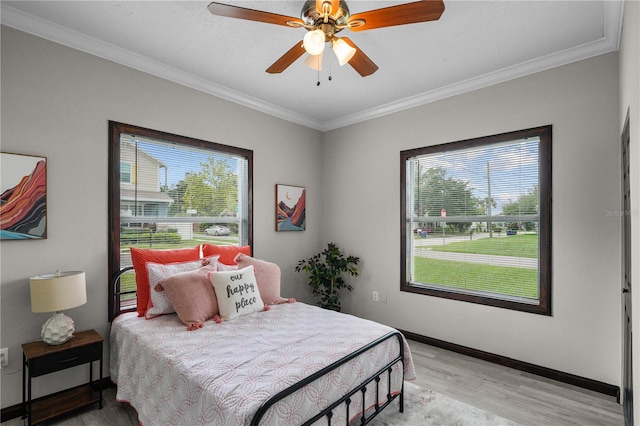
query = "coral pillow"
xmin=234 ymin=253 xmax=288 ymax=305
xmin=130 ymin=246 xmax=201 ymax=317
xmin=155 ymin=264 xmax=219 ymax=331
xmin=145 ymin=256 xmax=219 ymax=319
xmin=210 ymin=265 xmax=264 ymax=321
xmin=202 ymin=244 xmax=251 ymax=266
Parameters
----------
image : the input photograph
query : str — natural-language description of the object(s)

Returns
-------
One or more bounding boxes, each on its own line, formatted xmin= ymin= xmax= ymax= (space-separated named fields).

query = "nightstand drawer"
xmin=29 ymin=342 xmax=101 ymax=377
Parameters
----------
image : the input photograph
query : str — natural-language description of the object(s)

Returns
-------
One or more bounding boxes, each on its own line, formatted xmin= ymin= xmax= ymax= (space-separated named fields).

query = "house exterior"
xmin=119 ymin=141 xmax=173 ymax=225
xmin=1 ymin=1 xmax=638 ymax=421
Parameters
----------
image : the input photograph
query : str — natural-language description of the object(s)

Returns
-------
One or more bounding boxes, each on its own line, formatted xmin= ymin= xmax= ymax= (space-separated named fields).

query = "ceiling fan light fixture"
xmin=332 ymin=37 xmax=356 ymax=66
xmin=304 ymin=52 xmax=324 ymax=71
xmin=303 ymin=29 xmax=326 ymax=55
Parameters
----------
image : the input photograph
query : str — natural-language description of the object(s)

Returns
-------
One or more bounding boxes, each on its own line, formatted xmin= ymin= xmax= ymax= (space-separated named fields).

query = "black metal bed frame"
xmin=110 ymin=268 xmax=405 ymax=425
xmin=251 ymin=331 xmax=404 ymax=426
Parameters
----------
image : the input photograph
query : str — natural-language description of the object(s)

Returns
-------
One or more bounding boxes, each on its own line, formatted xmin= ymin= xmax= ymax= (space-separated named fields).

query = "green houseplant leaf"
xmin=295 ymin=243 xmax=359 ymax=312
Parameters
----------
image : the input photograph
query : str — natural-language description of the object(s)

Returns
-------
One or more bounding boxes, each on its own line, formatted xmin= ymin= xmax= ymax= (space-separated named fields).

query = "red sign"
xmin=441 ymin=209 xmax=447 ymax=217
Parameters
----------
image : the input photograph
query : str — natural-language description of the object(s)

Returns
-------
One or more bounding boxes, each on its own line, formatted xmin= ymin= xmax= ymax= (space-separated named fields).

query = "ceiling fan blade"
xmin=341 ymin=38 xmax=378 ymax=77
xmin=207 ymin=2 xmax=304 ymax=27
xmin=266 ymin=41 xmax=306 ymax=74
xmin=348 ymin=0 xmax=445 ymax=32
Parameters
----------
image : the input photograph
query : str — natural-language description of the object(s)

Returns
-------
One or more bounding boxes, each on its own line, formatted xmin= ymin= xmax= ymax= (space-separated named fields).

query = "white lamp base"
xmin=41 ymin=311 xmax=75 ymax=345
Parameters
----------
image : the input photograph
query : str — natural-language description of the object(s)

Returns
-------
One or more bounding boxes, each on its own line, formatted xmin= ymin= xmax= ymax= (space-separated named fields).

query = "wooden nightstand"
xmin=22 ymin=329 xmax=103 ymax=426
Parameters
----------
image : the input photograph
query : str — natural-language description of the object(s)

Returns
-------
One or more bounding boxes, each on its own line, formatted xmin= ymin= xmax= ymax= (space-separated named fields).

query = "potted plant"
xmin=295 ymin=242 xmax=359 ymax=312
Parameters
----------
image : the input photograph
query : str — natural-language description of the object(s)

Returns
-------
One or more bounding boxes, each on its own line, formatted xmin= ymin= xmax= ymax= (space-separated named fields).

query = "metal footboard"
xmin=250 ymin=331 xmax=405 ymax=426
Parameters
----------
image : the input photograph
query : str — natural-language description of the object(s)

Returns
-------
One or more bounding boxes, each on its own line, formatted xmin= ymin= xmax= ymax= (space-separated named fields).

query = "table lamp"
xmin=30 ymin=271 xmax=87 ymax=345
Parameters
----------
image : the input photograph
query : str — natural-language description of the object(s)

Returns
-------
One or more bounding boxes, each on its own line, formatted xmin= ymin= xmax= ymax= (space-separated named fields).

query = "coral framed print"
xmin=0 ymin=152 xmax=47 ymax=240
xmin=276 ymin=184 xmax=305 ymax=231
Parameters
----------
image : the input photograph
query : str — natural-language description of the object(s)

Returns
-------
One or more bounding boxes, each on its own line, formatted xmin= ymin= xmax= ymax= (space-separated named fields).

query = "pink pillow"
xmin=145 ymin=256 xmax=219 ymax=319
xmin=234 ymin=253 xmax=290 ymax=305
xmin=202 ymin=244 xmax=251 ymax=266
xmin=130 ymin=246 xmax=201 ymax=317
xmin=155 ymin=264 xmax=219 ymax=331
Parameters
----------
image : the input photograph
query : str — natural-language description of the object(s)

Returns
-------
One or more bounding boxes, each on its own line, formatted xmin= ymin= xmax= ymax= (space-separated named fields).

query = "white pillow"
xmin=145 ymin=255 xmax=219 ymax=319
xmin=210 ymin=265 xmax=264 ymax=321
xmin=217 ymin=263 xmax=238 ymax=271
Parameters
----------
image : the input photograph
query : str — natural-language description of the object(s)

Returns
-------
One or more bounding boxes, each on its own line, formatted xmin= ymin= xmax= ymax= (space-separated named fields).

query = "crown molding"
xmin=322 ymin=0 xmax=624 ymax=131
xmin=2 ymin=1 xmax=623 ymax=132
xmin=0 ymin=4 xmax=325 ymax=131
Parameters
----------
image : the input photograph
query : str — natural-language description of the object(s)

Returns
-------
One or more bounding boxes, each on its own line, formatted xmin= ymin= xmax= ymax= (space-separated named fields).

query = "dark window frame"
xmin=400 ymin=126 xmax=552 ymax=315
xmin=108 ymin=121 xmax=253 ymax=319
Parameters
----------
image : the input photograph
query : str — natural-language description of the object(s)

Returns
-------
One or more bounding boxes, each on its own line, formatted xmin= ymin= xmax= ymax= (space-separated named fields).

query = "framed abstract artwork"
xmin=0 ymin=152 xmax=47 ymax=240
xmin=276 ymin=184 xmax=305 ymax=231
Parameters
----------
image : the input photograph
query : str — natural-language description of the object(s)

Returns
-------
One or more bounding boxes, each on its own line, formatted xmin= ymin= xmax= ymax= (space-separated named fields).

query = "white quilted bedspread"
xmin=110 ymin=302 xmax=415 ymax=426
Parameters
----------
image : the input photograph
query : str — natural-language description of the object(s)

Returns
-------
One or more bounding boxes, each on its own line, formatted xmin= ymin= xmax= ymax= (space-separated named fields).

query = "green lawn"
xmin=413 ymin=257 xmax=538 ymax=299
xmin=118 ymin=235 xmax=539 ymax=302
xmin=118 ymin=273 xmax=137 ymax=300
xmin=428 ymin=234 xmax=538 ymax=258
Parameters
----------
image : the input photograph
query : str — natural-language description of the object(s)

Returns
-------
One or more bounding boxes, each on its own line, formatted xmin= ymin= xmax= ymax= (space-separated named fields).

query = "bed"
xmin=109 ymin=250 xmax=415 ymax=425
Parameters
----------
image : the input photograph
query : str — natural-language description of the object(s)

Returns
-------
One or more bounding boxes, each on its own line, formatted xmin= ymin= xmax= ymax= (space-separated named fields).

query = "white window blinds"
xmin=403 ymin=130 xmax=549 ymax=309
xmin=118 ymin=134 xmax=250 ymax=268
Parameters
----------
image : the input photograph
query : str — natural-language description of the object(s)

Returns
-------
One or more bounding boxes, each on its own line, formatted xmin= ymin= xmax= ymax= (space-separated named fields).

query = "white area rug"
xmin=367 ymin=382 xmax=520 ymax=426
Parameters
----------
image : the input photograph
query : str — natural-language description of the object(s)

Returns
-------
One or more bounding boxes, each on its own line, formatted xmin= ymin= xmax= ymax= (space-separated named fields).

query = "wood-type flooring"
xmin=3 ymin=339 xmax=624 ymax=425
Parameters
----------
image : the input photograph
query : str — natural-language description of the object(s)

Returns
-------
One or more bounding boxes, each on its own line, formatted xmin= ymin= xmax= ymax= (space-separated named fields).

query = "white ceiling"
xmin=1 ymin=1 xmax=624 ymax=131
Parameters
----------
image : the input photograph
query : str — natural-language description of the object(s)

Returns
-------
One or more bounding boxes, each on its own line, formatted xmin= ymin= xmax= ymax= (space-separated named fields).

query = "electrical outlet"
xmin=0 ymin=348 xmax=8 ymax=367
xmin=372 ymin=291 xmax=379 ymax=302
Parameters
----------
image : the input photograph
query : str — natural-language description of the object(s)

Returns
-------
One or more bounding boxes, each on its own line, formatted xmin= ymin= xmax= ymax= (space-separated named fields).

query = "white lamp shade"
xmin=30 ymin=271 xmax=87 ymax=313
xmin=332 ymin=38 xmax=356 ymax=66
xmin=303 ymin=29 xmax=326 ymax=56
xmin=304 ymin=52 xmax=323 ymax=71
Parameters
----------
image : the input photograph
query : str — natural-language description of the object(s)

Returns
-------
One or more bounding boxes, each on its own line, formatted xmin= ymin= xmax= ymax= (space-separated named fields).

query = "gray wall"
xmin=322 ymin=52 xmax=622 ymax=386
xmin=0 ymin=26 xmax=323 ymax=406
xmin=618 ymin=0 xmax=640 ymax=421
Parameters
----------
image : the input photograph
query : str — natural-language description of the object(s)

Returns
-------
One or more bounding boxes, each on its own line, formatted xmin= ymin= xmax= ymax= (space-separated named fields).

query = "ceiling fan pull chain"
xmin=328 ymin=60 xmax=333 ymax=81
xmin=317 ymin=67 xmax=321 ymax=86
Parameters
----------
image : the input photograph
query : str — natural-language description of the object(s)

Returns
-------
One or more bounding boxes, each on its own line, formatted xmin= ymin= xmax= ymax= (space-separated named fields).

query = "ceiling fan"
xmin=207 ymin=0 xmax=445 ymax=77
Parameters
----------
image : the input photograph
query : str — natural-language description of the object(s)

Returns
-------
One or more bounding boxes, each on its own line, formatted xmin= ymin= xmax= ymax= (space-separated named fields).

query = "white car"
xmin=204 ymin=225 xmax=230 ymax=236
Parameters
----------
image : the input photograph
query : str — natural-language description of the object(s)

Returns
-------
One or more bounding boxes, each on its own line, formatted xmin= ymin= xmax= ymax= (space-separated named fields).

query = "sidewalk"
xmin=415 ymin=247 xmax=537 ymax=269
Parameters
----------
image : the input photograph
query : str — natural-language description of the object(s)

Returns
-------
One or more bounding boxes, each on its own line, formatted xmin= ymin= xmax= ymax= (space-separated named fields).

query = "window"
xmin=120 ymin=163 xmax=132 ymax=183
xmin=400 ymin=126 xmax=551 ymax=315
xmin=109 ymin=122 xmax=253 ymax=317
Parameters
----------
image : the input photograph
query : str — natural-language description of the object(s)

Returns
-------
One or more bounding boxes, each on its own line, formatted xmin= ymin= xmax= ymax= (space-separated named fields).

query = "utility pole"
xmin=487 ymin=161 xmax=492 ymax=237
